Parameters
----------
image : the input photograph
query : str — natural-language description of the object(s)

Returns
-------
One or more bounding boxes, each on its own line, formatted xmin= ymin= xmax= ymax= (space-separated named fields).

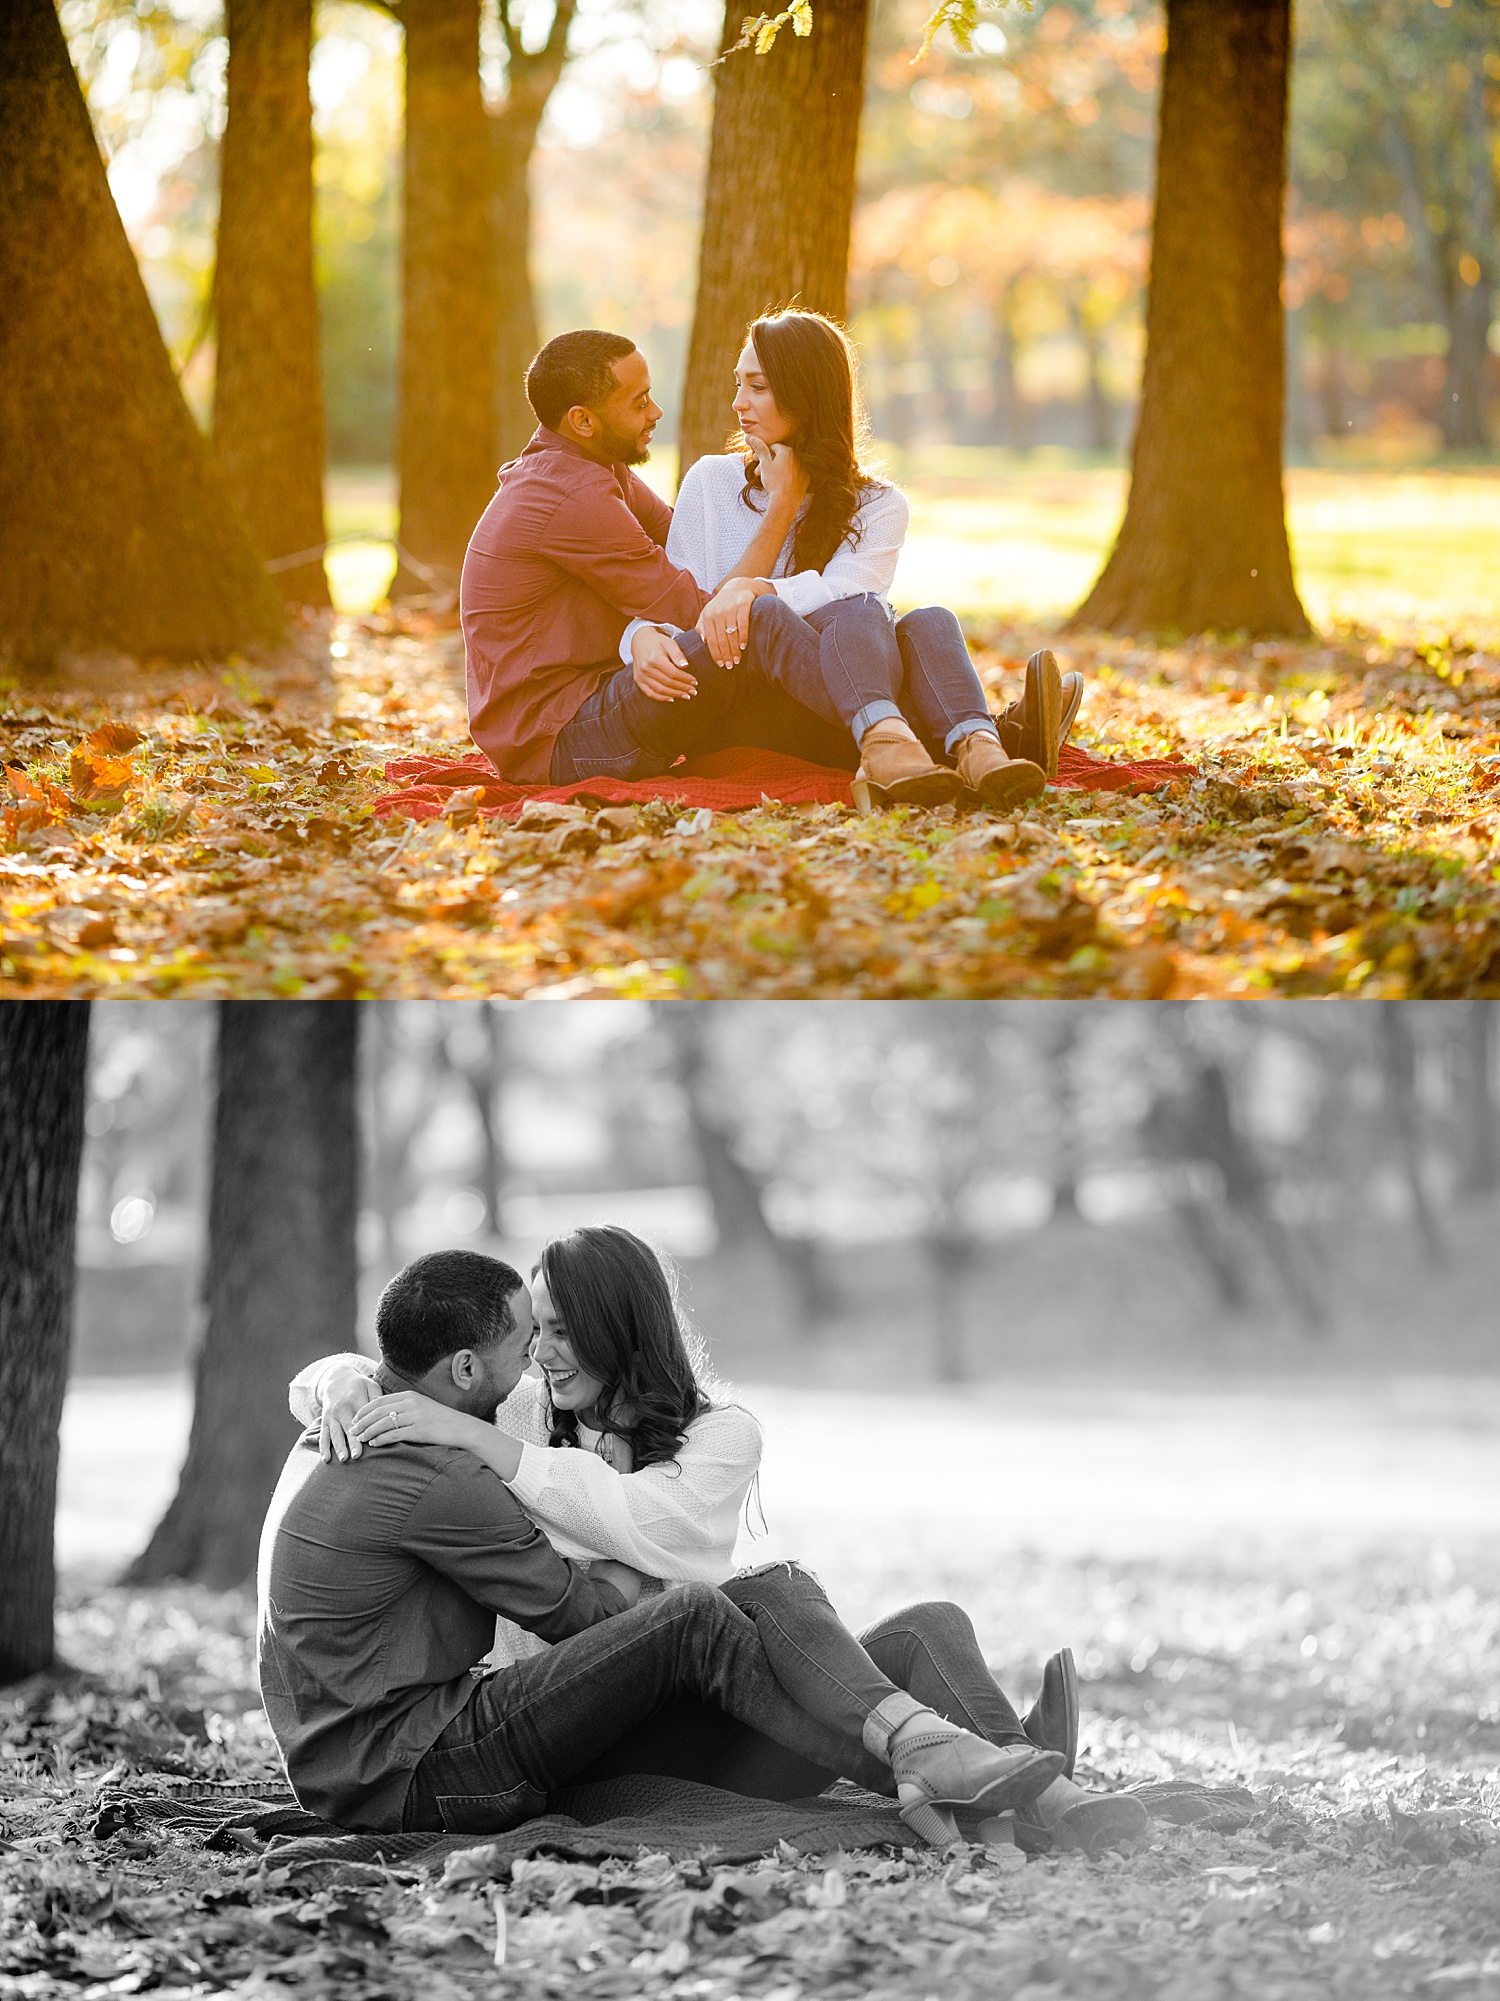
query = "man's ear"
xmin=450 ymin=1349 xmax=478 ymax=1389
xmin=562 ymin=403 xmax=596 ymax=440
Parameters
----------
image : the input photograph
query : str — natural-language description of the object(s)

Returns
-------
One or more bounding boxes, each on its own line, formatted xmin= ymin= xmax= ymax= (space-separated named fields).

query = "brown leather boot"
xmin=955 ymin=729 xmax=1046 ymax=811
xmin=996 ymin=656 xmax=1082 ymax=779
xmin=851 ymin=720 xmax=964 ymax=813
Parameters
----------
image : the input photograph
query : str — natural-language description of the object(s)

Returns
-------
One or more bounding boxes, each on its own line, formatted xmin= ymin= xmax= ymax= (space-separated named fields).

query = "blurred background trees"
xmin=51 ymin=0 xmax=1496 ymax=553
xmin=69 ymin=1002 xmax=1500 ymax=1417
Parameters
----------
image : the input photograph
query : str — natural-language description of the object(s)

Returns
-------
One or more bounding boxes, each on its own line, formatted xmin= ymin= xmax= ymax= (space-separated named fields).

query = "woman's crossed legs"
xmin=571 ymin=1564 xmax=1150 ymax=1854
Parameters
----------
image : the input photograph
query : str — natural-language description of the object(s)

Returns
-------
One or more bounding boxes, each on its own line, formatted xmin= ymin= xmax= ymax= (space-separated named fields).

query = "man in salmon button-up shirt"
xmin=459 ymin=330 xmax=832 ymax=786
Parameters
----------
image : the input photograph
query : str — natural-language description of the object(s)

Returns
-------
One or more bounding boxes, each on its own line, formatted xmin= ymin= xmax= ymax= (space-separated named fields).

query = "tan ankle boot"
xmin=955 ymin=729 xmax=1046 ymax=811
xmin=851 ymin=720 xmax=964 ymax=813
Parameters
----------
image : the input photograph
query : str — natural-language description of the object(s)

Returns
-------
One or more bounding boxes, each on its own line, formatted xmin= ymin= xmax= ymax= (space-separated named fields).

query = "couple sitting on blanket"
xmin=258 ymin=1228 xmax=1150 ymax=1858
xmin=460 ymin=313 xmax=1084 ymax=814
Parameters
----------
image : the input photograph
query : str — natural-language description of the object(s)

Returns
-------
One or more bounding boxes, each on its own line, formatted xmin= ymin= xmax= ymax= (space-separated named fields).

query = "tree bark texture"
xmin=1457 ymin=1002 xmax=1497 ymax=1195
xmin=677 ymin=0 xmax=871 ymax=480
xmin=0 ymin=0 xmax=283 ymax=664
xmin=125 ymin=1003 xmax=359 ymax=1588
xmin=214 ymin=0 xmax=331 ymax=608
xmin=491 ymin=0 xmax=576 ymax=465
xmin=0 ymin=1003 xmax=90 ymax=1686
xmin=1065 ymin=0 xmax=1311 ymax=638
xmin=395 ymin=0 xmax=502 ymax=597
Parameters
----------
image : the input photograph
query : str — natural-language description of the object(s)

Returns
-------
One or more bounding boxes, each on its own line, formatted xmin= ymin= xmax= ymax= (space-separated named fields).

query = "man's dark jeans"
xmin=548 ymin=595 xmax=999 ymax=783
xmin=402 ymin=1576 xmax=896 ymax=1834
xmin=402 ymin=1565 xmax=1027 ymax=1833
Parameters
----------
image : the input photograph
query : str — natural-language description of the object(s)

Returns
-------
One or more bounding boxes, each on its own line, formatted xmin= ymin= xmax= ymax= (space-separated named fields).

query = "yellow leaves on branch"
xmin=724 ymin=0 xmax=1028 ymax=60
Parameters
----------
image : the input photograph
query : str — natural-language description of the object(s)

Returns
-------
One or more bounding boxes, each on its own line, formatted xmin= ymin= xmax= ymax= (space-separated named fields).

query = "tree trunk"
xmin=989 ymin=283 xmax=1027 ymax=449
xmin=654 ymin=1003 xmax=833 ymax=1326
xmin=214 ymin=0 xmax=331 ymax=608
xmin=394 ymin=0 xmax=501 ymax=598
xmin=125 ymin=1003 xmax=359 ymax=1588
xmin=1065 ymin=0 xmax=1311 ymax=638
xmin=493 ymin=117 xmax=543 ymax=466
xmin=489 ymin=0 xmax=576 ymax=467
xmin=1439 ymin=260 xmax=1492 ymax=453
xmin=923 ymin=1232 xmax=973 ymax=1383
xmin=1455 ymin=1001 xmax=1496 ymax=1197
xmin=677 ymin=0 xmax=871 ymax=480
xmin=1377 ymin=1003 xmax=1444 ymax=1267
xmin=0 ymin=1003 xmax=90 ymax=1686
xmin=0 ymin=0 xmax=282 ymax=663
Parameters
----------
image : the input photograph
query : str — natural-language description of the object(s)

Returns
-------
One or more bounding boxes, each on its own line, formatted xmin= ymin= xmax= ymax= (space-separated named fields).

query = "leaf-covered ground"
xmin=3 ymin=1545 xmax=1498 ymax=1999
xmin=4 ymin=607 xmax=1500 ymax=997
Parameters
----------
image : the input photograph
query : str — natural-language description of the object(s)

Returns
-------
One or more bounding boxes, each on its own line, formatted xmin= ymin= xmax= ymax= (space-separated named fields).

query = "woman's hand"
xmin=697 ymin=577 xmax=765 ymax=667
xmin=346 ymin=1391 xmax=484 ymax=1456
xmin=318 ymin=1365 xmax=379 ymax=1464
xmin=595 ymin=1432 xmax=634 ymax=1474
xmin=756 ymin=439 xmax=809 ymax=514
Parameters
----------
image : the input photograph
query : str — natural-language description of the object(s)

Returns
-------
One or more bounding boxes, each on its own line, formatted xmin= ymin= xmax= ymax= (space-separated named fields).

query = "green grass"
xmin=326 ymin=459 xmax=1500 ymax=632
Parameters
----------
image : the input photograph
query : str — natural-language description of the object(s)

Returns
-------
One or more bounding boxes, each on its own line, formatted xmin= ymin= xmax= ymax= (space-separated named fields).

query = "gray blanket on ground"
xmin=91 ymin=1771 xmax=917 ymax=1870
xmin=90 ymin=1771 xmax=1254 ymax=1877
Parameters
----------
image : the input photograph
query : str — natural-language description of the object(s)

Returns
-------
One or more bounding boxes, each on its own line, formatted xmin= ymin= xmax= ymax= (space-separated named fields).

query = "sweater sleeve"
xmin=773 ymin=482 xmax=909 ymax=614
xmin=505 ymin=1403 xmax=763 ymax=1581
xmin=288 ymin=1350 xmax=379 ymax=1428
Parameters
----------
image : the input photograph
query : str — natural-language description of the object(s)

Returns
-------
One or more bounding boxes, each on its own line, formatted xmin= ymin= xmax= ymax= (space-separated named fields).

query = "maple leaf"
xmin=69 ymin=747 xmax=135 ymax=811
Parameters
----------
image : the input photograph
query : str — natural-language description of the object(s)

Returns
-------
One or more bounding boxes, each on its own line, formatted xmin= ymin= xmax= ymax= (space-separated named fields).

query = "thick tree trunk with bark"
xmin=678 ymin=0 xmax=871 ymax=479
xmin=395 ymin=0 xmax=502 ymax=597
xmin=214 ymin=0 xmax=331 ymax=608
xmin=491 ymin=0 xmax=576 ymax=465
xmin=0 ymin=0 xmax=283 ymax=662
xmin=494 ymin=123 xmax=543 ymax=466
xmin=125 ymin=1003 xmax=358 ymax=1589
xmin=1066 ymin=0 xmax=1311 ymax=638
xmin=0 ymin=1003 xmax=90 ymax=1687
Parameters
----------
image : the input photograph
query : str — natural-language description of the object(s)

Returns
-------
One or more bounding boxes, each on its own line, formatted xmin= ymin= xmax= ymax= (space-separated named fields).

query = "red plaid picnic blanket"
xmin=374 ymin=742 xmax=1193 ymax=821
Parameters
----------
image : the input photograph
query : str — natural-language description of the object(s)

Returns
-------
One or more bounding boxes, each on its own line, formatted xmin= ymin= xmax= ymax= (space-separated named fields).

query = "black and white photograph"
xmin=2 ymin=998 xmax=1498 ymax=2000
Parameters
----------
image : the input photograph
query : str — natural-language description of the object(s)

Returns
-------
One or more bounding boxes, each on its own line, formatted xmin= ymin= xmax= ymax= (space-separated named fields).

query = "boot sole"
xmin=1025 ymin=649 xmax=1064 ymax=782
xmin=851 ymin=768 xmax=966 ymax=814
xmin=1023 ymin=1647 xmax=1080 ymax=1779
xmin=968 ymin=759 xmax=1046 ymax=812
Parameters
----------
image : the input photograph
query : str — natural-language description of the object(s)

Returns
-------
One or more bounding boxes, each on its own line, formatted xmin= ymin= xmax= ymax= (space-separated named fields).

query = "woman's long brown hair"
xmin=737 ymin=309 xmax=883 ymax=576
xmin=536 ymin=1225 xmax=712 ymax=1471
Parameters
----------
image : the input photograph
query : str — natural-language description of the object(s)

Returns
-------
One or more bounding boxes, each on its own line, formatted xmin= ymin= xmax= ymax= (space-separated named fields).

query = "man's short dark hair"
xmin=525 ymin=330 xmax=636 ymax=431
xmin=376 ymin=1250 xmax=525 ymax=1379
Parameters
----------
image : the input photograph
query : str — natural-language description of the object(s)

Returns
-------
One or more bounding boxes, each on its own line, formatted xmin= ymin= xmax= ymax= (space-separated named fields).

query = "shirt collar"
xmin=523 ymin=425 xmax=632 ymax=494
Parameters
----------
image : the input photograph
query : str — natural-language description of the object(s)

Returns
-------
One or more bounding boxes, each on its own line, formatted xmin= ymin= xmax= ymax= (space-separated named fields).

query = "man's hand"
xmin=591 ymin=1557 xmax=648 ymax=1608
xmin=319 ymin=1365 xmax=378 ymax=1464
xmin=697 ymin=577 xmax=766 ymax=667
xmin=631 ymin=624 xmax=697 ymax=702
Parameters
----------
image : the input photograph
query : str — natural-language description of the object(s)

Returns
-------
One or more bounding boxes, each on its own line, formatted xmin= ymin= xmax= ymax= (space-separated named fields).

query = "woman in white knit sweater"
xmin=607 ymin=310 xmax=1081 ymax=814
xmin=292 ymin=1226 xmax=1146 ymax=1854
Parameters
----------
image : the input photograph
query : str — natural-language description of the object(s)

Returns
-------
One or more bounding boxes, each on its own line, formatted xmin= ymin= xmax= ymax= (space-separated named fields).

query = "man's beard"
xmin=598 ymin=419 xmax=651 ymax=466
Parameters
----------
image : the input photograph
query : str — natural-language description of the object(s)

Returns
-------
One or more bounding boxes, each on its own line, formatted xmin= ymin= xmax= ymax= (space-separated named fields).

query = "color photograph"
xmin=3 ymin=0 xmax=1498 ymax=997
